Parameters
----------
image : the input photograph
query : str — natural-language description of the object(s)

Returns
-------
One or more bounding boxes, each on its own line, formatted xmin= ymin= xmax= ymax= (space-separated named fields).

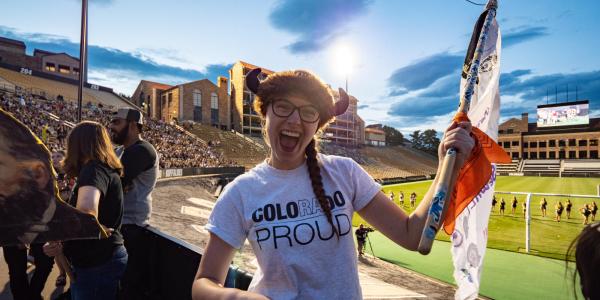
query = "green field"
xmin=353 ymin=176 xmax=599 ymax=260
xmin=352 ymin=176 xmax=596 ymax=299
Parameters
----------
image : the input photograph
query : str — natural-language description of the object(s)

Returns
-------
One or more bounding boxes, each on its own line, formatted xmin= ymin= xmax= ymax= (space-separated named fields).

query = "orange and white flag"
xmin=443 ymin=7 xmax=510 ymax=300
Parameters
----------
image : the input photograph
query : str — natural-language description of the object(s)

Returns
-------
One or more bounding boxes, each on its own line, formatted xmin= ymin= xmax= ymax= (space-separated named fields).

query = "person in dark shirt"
xmin=540 ymin=197 xmax=548 ymax=217
xmin=354 ymin=224 xmax=373 ymax=257
xmin=556 ymin=202 xmax=564 ymax=222
xmin=511 ymin=196 xmax=518 ymax=216
xmin=109 ymin=108 xmax=158 ymax=300
xmin=566 ymin=199 xmax=573 ymax=219
xmin=499 ymin=197 xmax=505 ymax=216
xmin=43 ymin=121 xmax=127 ymax=300
xmin=592 ymin=201 xmax=598 ymax=221
xmin=491 ymin=195 xmax=497 ymax=212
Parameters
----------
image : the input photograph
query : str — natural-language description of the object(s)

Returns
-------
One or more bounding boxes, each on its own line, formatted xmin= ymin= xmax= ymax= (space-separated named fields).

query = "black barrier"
xmin=158 ymin=166 xmax=245 ymax=179
xmin=377 ymin=174 xmax=435 ymax=186
xmin=141 ymin=226 xmax=253 ymax=299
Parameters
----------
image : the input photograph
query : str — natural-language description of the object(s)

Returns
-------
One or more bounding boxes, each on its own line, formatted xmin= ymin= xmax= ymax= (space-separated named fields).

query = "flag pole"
xmin=417 ymin=0 xmax=498 ymax=255
xmin=77 ymin=0 xmax=88 ymax=122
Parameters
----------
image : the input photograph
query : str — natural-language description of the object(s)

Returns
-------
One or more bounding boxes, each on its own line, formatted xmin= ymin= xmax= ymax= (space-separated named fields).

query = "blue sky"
xmin=1 ymin=0 xmax=599 ymax=134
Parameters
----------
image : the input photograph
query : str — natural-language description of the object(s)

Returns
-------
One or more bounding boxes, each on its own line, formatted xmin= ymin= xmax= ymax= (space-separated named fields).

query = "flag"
xmin=442 ymin=7 xmax=511 ymax=300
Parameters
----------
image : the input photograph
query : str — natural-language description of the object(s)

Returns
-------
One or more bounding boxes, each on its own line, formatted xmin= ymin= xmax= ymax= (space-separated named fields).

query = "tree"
xmin=382 ymin=125 xmax=405 ymax=146
xmin=421 ymin=129 xmax=440 ymax=155
xmin=410 ymin=130 xmax=422 ymax=150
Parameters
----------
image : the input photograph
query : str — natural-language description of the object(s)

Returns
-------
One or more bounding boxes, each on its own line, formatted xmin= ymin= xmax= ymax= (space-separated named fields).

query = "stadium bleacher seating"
xmin=0 ymin=67 xmax=132 ymax=108
xmin=522 ymin=159 xmax=561 ymax=176
xmin=496 ymin=159 xmax=520 ymax=174
xmin=562 ymin=159 xmax=600 ymax=176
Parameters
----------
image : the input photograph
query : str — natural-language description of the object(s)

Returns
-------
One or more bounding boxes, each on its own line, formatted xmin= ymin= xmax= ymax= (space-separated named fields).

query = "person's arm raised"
xmin=358 ymin=121 xmax=474 ymax=251
xmin=191 ymin=233 xmax=268 ymax=300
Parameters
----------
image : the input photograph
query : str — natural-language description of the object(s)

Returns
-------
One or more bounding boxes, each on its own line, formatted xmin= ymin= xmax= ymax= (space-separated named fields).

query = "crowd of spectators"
xmin=0 ymin=90 xmax=236 ymax=169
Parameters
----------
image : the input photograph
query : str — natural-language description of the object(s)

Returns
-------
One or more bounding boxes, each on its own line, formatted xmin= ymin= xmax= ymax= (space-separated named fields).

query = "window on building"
xmin=539 ymin=141 xmax=546 ymax=148
xmin=73 ymin=68 xmax=80 ymax=75
xmin=591 ymin=139 xmax=599 ymax=146
xmin=498 ymin=130 xmax=505 ymax=134
xmin=591 ymin=151 xmax=599 ymax=159
xmin=211 ymin=92 xmax=219 ymax=124
xmin=45 ymin=63 xmax=56 ymax=72
xmin=58 ymin=65 xmax=70 ymax=74
xmin=579 ymin=151 xmax=588 ymax=159
xmin=503 ymin=142 xmax=510 ymax=148
xmin=193 ymin=90 xmax=202 ymax=107
xmin=569 ymin=139 xmax=576 ymax=146
xmin=549 ymin=140 xmax=556 ymax=147
xmin=559 ymin=140 xmax=566 ymax=147
xmin=511 ymin=141 xmax=519 ymax=146
xmin=529 ymin=152 xmax=537 ymax=159
xmin=193 ymin=89 xmax=202 ymax=122
xmin=523 ymin=152 xmax=529 ymax=159
xmin=559 ymin=150 xmax=566 ymax=159
xmin=523 ymin=142 xmax=528 ymax=148
xmin=539 ymin=152 xmax=547 ymax=159
xmin=579 ymin=140 xmax=588 ymax=146
xmin=569 ymin=150 xmax=576 ymax=158
xmin=530 ymin=141 xmax=538 ymax=148
xmin=507 ymin=129 xmax=514 ymax=134
xmin=549 ymin=151 xmax=556 ymax=159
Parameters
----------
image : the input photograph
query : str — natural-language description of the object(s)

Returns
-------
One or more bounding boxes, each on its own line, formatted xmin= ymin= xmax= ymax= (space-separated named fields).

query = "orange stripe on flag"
xmin=443 ymin=112 xmax=511 ymax=234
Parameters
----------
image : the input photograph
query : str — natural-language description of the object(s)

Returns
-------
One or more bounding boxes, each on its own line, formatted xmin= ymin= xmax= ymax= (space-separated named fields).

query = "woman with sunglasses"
xmin=192 ymin=69 xmax=474 ymax=299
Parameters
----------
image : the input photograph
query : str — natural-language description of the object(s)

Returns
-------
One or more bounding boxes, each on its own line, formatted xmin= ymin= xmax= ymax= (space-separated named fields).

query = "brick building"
xmin=131 ymin=77 xmax=230 ymax=129
xmin=364 ymin=124 xmax=386 ymax=146
xmin=498 ymin=110 xmax=600 ymax=160
xmin=228 ymin=61 xmax=273 ymax=136
xmin=0 ymin=36 xmax=80 ymax=80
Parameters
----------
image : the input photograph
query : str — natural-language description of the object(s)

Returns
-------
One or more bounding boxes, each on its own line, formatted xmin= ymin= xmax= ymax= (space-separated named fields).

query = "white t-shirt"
xmin=206 ymin=154 xmax=381 ymax=300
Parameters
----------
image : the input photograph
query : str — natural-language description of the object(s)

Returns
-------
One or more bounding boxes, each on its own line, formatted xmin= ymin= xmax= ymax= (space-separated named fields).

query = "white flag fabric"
xmin=452 ymin=14 xmax=502 ymax=300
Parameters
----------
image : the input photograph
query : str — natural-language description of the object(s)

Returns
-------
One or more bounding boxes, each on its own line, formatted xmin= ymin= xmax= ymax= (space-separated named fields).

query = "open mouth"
xmin=279 ymin=130 xmax=300 ymax=152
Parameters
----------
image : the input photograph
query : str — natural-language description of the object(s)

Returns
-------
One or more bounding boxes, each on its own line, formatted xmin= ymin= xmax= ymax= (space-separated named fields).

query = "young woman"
xmin=499 ymin=197 xmax=506 ymax=216
xmin=556 ymin=201 xmax=564 ymax=222
xmin=511 ymin=196 xmax=518 ymax=216
xmin=566 ymin=199 xmax=573 ymax=219
xmin=540 ymin=197 xmax=547 ymax=218
xmin=191 ymin=69 xmax=474 ymax=299
xmin=43 ymin=121 xmax=127 ymax=300
xmin=51 ymin=149 xmax=69 ymax=287
xmin=567 ymin=222 xmax=600 ymax=299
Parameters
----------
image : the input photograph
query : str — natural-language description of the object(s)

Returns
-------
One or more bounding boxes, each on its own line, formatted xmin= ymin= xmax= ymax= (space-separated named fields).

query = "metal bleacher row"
xmin=496 ymin=158 xmax=600 ymax=177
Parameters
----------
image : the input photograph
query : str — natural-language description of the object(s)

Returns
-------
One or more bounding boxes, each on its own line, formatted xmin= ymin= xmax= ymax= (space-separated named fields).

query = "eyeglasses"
xmin=271 ymin=99 xmax=320 ymax=123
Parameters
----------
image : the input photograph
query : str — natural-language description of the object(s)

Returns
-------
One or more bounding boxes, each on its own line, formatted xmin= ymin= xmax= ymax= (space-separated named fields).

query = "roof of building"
xmin=237 ymin=60 xmax=274 ymax=74
xmin=0 ymin=36 xmax=25 ymax=48
xmin=140 ymin=80 xmax=173 ymax=90
xmin=33 ymin=49 xmax=80 ymax=61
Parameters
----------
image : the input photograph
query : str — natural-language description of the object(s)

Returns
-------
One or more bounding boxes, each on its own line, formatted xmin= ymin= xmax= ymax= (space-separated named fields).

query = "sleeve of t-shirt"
xmin=205 ymin=184 xmax=247 ymax=249
xmin=78 ymin=162 xmax=109 ymax=197
xmin=122 ymin=143 xmax=156 ymax=188
xmin=346 ymin=158 xmax=381 ymax=211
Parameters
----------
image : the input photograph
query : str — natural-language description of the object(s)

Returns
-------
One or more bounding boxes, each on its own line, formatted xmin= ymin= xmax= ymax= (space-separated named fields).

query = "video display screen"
xmin=537 ymin=102 xmax=589 ymax=128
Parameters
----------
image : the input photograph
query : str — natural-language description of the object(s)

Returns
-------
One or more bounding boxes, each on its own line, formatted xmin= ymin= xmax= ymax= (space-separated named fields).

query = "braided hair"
xmin=253 ymin=70 xmax=339 ymax=236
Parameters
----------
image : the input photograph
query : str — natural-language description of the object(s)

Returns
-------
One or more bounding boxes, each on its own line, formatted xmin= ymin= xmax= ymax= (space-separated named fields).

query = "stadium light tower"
xmin=77 ymin=0 xmax=89 ymax=122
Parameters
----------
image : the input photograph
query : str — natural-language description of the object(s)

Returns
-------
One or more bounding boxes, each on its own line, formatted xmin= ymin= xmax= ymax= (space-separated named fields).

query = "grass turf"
xmin=353 ymin=176 xmax=599 ymax=260
xmin=351 ymin=176 xmax=595 ymax=299
xmin=364 ymin=233 xmax=583 ymax=300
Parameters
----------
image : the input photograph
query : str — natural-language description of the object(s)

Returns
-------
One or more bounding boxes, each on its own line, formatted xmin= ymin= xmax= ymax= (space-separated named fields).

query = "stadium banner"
xmin=451 ymin=5 xmax=502 ymax=300
xmin=0 ymin=108 xmax=106 ymax=246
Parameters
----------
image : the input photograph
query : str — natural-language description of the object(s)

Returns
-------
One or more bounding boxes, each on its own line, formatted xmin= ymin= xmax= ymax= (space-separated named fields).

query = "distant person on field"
xmin=566 ymin=199 xmax=573 ymax=219
xmin=591 ymin=202 xmax=597 ymax=222
xmin=491 ymin=195 xmax=497 ymax=212
xmin=499 ymin=197 xmax=506 ymax=216
xmin=511 ymin=196 xmax=518 ymax=216
xmin=389 ymin=191 xmax=395 ymax=203
xmin=580 ymin=204 xmax=592 ymax=225
xmin=566 ymin=222 xmax=600 ymax=300
xmin=399 ymin=191 xmax=405 ymax=207
xmin=540 ymin=197 xmax=548 ymax=217
xmin=410 ymin=192 xmax=417 ymax=208
xmin=522 ymin=201 xmax=527 ymax=219
xmin=556 ymin=201 xmax=564 ymax=222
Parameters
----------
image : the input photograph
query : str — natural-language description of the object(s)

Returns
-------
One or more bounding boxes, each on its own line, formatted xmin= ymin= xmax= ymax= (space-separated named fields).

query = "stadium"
xmin=1 ymin=2 xmax=599 ymax=300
